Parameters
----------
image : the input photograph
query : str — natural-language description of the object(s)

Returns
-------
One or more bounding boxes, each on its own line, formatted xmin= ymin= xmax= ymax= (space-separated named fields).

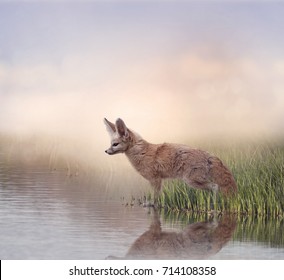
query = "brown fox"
xmin=104 ymin=118 xmax=237 ymax=203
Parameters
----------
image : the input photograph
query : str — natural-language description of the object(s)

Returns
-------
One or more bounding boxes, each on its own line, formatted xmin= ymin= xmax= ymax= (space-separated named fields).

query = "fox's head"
xmin=104 ymin=118 xmax=131 ymax=155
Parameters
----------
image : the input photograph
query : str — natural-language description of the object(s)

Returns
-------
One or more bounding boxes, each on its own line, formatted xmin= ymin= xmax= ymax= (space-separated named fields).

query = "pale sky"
xmin=1 ymin=1 xmax=284 ymax=147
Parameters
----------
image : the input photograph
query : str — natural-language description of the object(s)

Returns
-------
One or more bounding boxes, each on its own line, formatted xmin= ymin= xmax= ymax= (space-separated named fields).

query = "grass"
xmin=0 ymin=134 xmax=98 ymax=177
xmin=157 ymin=142 xmax=284 ymax=218
xmin=160 ymin=209 xmax=284 ymax=247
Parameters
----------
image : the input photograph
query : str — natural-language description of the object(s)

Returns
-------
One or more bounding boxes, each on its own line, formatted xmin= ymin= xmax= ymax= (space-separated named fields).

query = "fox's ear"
xmin=115 ymin=118 xmax=129 ymax=138
xmin=104 ymin=118 xmax=116 ymax=135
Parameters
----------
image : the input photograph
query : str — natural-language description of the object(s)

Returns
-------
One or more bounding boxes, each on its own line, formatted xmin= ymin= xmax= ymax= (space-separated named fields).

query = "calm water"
xmin=0 ymin=151 xmax=284 ymax=260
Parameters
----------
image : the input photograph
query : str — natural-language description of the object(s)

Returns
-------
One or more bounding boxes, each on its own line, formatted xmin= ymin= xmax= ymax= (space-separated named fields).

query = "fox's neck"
xmin=125 ymin=131 xmax=151 ymax=168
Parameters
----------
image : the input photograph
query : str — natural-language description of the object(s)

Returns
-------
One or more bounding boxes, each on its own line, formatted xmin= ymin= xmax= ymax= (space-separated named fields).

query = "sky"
xmin=1 ymin=1 xmax=284 ymax=154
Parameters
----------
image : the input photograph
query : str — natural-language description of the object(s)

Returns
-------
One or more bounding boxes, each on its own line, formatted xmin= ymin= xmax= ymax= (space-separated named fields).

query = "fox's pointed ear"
xmin=115 ymin=118 xmax=129 ymax=138
xmin=104 ymin=118 xmax=116 ymax=135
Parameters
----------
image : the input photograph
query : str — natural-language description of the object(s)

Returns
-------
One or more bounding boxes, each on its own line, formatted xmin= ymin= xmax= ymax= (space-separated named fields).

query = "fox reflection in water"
xmin=107 ymin=211 xmax=236 ymax=260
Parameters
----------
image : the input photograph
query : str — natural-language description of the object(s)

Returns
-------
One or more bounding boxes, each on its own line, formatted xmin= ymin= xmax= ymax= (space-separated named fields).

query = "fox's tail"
xmin=208 ymin=157 xmax=237 ymax=195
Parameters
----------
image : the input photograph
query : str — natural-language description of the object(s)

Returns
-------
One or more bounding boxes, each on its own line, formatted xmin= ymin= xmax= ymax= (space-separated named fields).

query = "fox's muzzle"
xmin=105 ymin=148 xmax=114 ymax=155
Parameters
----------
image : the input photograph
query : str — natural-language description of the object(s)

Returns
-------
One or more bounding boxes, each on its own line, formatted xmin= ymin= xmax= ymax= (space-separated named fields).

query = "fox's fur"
xmin=104 ymin=118 xmax=237 ymax=202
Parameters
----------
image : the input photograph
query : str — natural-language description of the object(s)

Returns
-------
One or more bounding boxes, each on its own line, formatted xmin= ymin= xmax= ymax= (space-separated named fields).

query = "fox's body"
xmin=104 ymin=118 xmax=237 ymax=202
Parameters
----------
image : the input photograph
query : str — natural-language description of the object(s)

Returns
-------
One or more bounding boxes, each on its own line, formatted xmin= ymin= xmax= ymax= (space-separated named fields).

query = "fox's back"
xmin=134 ymin=143 xmax=210 ymax=179
xmin=148 ymin=143 xmax=211 ymax=177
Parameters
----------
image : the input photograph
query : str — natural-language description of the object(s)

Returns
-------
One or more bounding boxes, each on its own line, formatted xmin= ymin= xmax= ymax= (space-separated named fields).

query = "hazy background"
xmin=1 ymin=1 xmax=284 ymax=170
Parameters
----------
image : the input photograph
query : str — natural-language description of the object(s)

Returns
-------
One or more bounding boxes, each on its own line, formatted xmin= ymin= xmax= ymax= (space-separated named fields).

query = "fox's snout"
xmin=105 ymin=148 xmax=114 ymax=155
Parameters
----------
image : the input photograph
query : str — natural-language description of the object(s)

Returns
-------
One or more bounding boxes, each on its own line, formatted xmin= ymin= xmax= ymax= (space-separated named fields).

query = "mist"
xmin=1 ymin=50 xmax=284 ymax=142
xmin=1 ymin=1 xmax=284 ymax=175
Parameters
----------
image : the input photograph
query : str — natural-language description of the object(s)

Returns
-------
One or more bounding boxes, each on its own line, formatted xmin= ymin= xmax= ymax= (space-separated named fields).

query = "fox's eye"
xmin=112 ymin=143 xmax=119 ymax=147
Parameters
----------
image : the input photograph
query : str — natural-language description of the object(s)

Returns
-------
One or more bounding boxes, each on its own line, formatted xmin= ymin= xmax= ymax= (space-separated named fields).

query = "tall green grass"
xmin=158 ymin=142 xmax=284 ymax=217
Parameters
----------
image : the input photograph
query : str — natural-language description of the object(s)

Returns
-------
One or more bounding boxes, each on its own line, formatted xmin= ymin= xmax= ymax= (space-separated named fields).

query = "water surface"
xmin=0 ymin=151 xmax=283 ymax=259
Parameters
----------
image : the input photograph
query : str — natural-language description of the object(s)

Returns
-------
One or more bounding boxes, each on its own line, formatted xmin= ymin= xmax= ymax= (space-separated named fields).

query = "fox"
xmin=104 ymin=118 xmax=237 ymax=204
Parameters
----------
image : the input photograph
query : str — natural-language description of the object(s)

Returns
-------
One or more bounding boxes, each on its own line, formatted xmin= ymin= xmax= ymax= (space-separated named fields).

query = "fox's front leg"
xmin=150 ymin=178 xmax=162 ymax=206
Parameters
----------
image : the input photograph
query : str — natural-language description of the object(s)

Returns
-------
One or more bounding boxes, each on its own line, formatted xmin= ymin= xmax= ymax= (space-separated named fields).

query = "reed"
xmin=158 ymin=142 xmax=284 ymax=217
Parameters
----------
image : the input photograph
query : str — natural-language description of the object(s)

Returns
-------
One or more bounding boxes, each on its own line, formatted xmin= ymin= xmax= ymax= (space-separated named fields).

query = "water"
xmin=0 ymin=151 xmax=284 ymax=260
